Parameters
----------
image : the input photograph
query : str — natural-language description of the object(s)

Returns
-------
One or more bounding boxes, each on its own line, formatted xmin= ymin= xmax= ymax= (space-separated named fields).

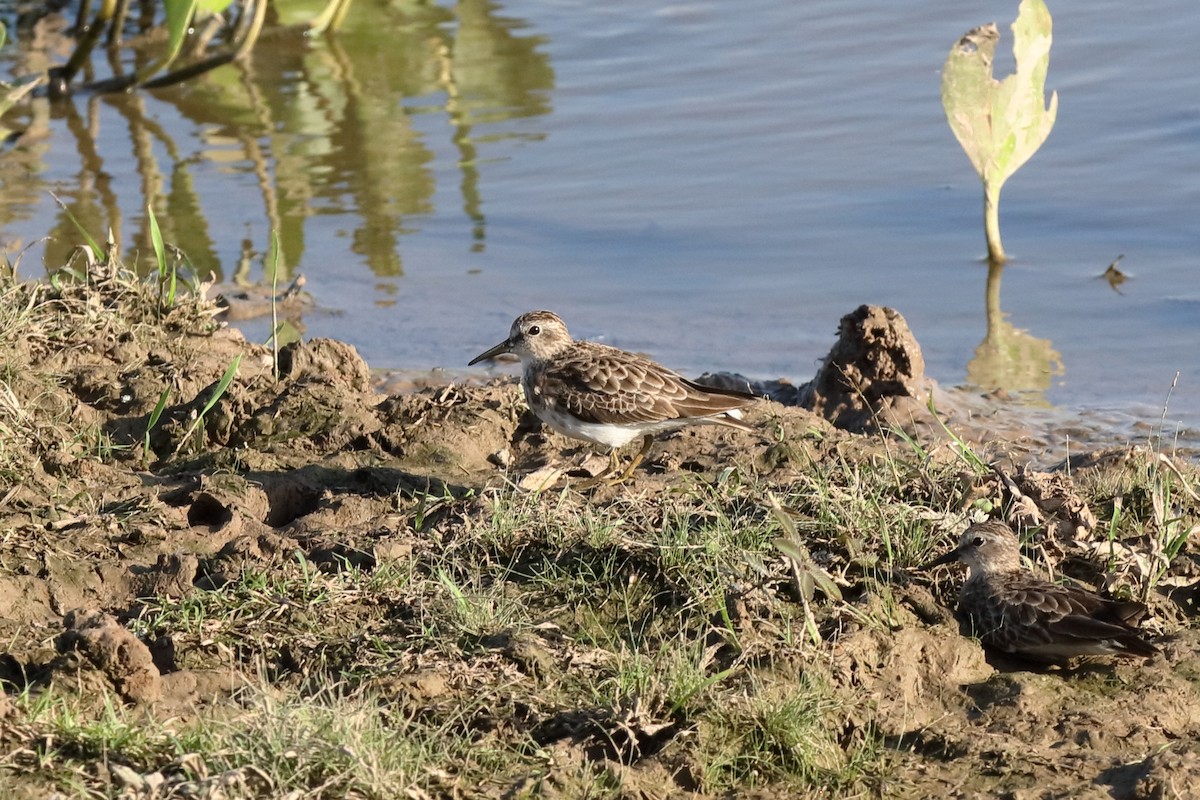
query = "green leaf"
xmin=147 ymin=387 xmax=171 ymax=432
xmin=199 ymin=355 xmax=242 ymax=421
xmin=195 ymin=0 xmax=235 ymax=13
xmin=143 ymin=386 xmax=171 ymax=458
xmin=148 ymin=204 xmax=166 ymax=276
xmin=942 ymin=0 xmax=1057 ymax=262
xmin=51 ymin=193 xmax=104 ymax=260
xmin=173 ymin=355 xmax=242 ymax=454
xmin=771 ymin=533 xmax=844 ymax=604
xmin=162 ymin=0 xmax=199 ymax=68
xmin=943 ymin=0 xmax=1057 ymax=184
xmin=147 ymin=204 xmax=177 ymax=307
xmin=773 ymin=537 xmax=806 ymax=567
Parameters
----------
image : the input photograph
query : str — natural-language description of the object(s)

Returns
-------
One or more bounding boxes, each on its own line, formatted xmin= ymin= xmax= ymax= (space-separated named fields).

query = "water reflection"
xmin=966 ymin=260 xmax=1064 ymax=404
xmin=0 ymin=0 xmax=552 ymax=281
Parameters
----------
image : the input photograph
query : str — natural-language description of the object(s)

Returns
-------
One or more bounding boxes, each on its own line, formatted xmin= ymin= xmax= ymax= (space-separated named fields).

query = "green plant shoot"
xmin=143 ymin=386 xmax=171 ymax=460
xmin=942 ymin=0 xmax=1057 ymax=264
xmin=51 ymin=193 xmax=104 ymax=261
xmin=767 ymin=492 xmax=842 ymax=646
xmin=162 ymin=0 xmax=199 ymax=68
xmin=269 ymin=230 xmax=281 ymax=381
xmin=147 ymin=205 xmax=177 ymax=311
xmin=174 ymin=355 xmax=242 ymax=455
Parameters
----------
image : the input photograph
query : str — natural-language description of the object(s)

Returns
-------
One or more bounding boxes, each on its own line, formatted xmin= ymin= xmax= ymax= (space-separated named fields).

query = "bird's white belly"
xmin=535 ymin=406 xmax=650 ymax=448
xmin=521 ymin=371 xmax=744 ymax=449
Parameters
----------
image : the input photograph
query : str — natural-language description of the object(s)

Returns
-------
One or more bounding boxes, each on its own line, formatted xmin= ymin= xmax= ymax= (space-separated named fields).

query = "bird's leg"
xmin=606 ymin=434 xmax=654 ymax=485
xmin=575 ymin=448 xmax=620 ymax=489
xmin=576 ymin=436 xmax=654 ymax=489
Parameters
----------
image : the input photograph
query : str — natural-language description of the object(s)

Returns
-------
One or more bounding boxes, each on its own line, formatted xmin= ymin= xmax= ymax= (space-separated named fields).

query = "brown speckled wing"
xmin=1006 ymin=581 xmax=1098 ymax=621
xmin=964 ymin=577 xmax=1156 ymax=658
xmin=532 ymin=341 xmax=755 ymax=427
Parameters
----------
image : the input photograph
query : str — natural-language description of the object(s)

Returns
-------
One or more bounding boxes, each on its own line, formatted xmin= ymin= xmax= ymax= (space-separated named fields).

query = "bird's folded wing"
xmin=538 ymin=353 xmax=689 ymax=425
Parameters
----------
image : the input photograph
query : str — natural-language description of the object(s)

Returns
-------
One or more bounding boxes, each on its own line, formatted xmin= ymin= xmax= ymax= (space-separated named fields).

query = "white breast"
xmin=535 ymin=406 xmax=647 ymax=448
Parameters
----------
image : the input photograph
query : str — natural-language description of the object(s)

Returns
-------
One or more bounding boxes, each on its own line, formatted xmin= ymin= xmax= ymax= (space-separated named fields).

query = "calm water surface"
xmin=1 ymin=0 xmax=1197 ymax=450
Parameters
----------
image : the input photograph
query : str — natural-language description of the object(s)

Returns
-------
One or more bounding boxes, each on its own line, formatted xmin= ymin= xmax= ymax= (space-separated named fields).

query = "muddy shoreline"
xmin=1 ymin=266 xmax=1198 ymax=798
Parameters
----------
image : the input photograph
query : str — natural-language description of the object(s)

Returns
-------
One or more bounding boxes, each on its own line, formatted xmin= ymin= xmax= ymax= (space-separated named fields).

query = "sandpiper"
xmin=468 ymin=310 xmax=758 ymax=485
xmin=921 ymin=520 xmax=1158 ymax=662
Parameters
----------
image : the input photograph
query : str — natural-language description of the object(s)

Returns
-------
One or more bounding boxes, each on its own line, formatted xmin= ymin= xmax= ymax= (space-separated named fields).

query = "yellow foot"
xmin=574 ymin=449 xmax=620 ymax=490
xmin=575 ymin=435 xmax=655 ymax=490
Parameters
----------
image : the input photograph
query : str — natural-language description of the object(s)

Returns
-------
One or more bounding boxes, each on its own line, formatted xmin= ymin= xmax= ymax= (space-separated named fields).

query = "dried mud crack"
xmin=0 ymin=264 xmax=1197 ymax=798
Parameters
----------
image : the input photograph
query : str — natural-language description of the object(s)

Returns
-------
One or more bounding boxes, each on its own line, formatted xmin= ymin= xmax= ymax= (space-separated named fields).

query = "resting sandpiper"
xmin=921 ymin=520 xmax=1158 ymax=662
xmin=469 ymin=310 xmax=758 ymax=485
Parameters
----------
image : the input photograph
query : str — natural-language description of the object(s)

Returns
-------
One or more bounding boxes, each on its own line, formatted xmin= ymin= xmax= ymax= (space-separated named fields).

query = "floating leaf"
xmin=942 ymin=0 xmax=1057 ymax=263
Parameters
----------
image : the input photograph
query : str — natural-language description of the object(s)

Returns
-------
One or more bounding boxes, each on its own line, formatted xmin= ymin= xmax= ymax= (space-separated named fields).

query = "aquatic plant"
xmin=36 ymin=0 xmax=355 ymax=98
xmin=942 ymin=0 xmax=1057 ymax=264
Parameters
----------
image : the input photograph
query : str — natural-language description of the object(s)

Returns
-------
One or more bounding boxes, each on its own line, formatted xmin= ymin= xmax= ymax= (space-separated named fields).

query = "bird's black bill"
xmin=918 ymin=547 xmax=962 ymax=571
xmin=468 ymin=339 xmax=513 ymax=366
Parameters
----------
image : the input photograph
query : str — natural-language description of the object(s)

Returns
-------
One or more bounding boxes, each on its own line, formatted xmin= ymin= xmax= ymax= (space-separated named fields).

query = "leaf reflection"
xmin=0 ymin=0 xmax=553 ymax=300
xmin=966 ymin=260 xmax=1064 ymax=404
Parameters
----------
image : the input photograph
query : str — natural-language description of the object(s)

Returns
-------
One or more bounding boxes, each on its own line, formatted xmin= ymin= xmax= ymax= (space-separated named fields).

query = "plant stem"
xmin=983 ymin=183 xmax=1006 ymax=264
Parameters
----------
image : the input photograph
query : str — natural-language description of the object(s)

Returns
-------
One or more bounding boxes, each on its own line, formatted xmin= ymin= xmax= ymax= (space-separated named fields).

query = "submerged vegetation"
xmin=0 ymin=247 xmax=1197 ymax=796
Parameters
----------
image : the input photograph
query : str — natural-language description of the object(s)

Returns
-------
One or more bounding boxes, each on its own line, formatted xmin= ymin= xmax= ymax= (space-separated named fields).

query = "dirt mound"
xmin=796 ymin=304 xmax=930 ymax=432
xmin=56 ymin=610 xmax=162 ymax=704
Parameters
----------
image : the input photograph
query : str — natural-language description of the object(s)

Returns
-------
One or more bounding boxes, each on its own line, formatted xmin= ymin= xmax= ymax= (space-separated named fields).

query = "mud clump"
xmin=277 ymin=338 xmax=372 ymax=393
xmin=1123 ymin=741 xmax=1200 ymax=799
xmin=375 ymin=383 xmax=523 ymax=477
xmin=229 ymin=339 xmax=381 ymax=454
xmin=795 ymin=304 xmax=929 ymax=432
xmin=55 ymin=610 xmax=162 ymax=704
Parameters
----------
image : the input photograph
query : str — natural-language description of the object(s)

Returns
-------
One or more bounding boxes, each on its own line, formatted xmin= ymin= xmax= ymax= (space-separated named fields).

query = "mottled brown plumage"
xmin=921 ymin=521 xmax=1158 ymax=662
xmin=469 ymin=311 xmax=757 ymax=482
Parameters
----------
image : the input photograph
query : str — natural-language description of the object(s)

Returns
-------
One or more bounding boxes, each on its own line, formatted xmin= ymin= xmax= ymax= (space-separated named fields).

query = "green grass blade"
xmin=199 ymin=355 xmax=242 ymax=421
xmin=173 ymin=355 xmax=242 ymax=454
xmin=50 ymin=192 xmax=103 ymax=260
xmin=143 ymin=386 xmax=171 ymax=456
xmin=147 ymin=205 xmax=177 ymax=308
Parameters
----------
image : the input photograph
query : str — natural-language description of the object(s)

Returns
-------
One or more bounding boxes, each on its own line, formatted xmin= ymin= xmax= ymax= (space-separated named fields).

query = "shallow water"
xmin=1 ymin=0 xmax=1197 ymax=452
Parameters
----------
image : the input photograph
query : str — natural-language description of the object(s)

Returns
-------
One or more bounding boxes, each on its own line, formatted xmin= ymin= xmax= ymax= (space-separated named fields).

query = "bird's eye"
xmin=528 ymin=325 xmax=541 ymax=336
xmin=972 ymin=536 xmax=985 ymax=547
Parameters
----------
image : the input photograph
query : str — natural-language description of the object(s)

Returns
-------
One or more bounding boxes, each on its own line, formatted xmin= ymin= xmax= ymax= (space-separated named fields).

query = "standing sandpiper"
xmin=468 ymin=310 xmax=758 ymax=485
xmin=921 ymin=520 xmax=1158 ymax=662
